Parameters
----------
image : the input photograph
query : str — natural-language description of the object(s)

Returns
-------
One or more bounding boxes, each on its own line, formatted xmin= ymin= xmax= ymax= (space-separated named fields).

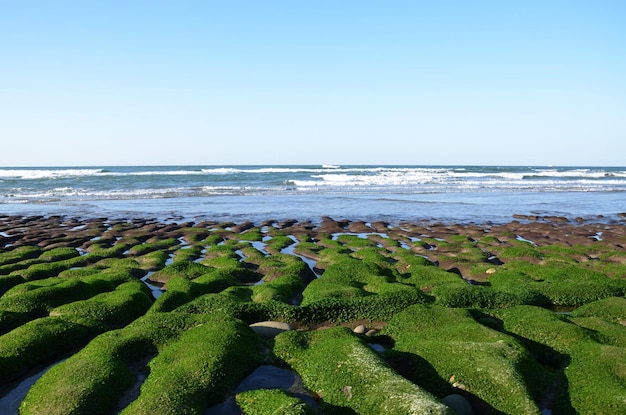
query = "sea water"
xmin=0 ymin=165 xmax=624 ymax=223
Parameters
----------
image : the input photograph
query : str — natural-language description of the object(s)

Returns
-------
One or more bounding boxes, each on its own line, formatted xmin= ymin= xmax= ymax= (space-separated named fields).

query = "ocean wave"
xmin=0 ymin=169 xmax=104 ymax=180
xmin=98 ymin=170 xmax=206 ymax=177
xmin=0 ymin=185 xmax=287 ymax=203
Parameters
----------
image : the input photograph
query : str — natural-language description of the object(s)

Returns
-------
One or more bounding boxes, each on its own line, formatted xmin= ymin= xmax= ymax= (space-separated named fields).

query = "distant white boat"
xmin=322 ymin=164 xmax=340 ymax=169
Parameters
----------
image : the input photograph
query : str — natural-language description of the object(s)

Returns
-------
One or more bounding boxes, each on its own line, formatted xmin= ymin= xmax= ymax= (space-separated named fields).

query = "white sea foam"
xmin=99 ymin=170 xmax=206 ymax=176
xmin=0 ymin=169 xmax=104 ymax=180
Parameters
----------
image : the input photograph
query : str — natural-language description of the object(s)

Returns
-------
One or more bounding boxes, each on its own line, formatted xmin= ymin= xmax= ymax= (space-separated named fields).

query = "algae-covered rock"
xmin=120 ymin=317 xmax=261 ymax=414
xmin=273 ymin=326 xmax=453 ymax=415
xmin=383 ymin=304 xmax=546 ymax=415
xmin=494 ymin=305 xmax=626 ymax=415
xmin=21 ymin=313 xmax=262 ymax=415
xmin=235 ymin=389 xmax=315 ymax=415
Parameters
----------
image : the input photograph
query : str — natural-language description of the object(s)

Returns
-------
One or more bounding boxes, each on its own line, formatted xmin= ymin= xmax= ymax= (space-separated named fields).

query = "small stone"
xmin=452 ymin=381 xmax=468 ymax=391
xmin=485 ymin=268 xmax=496 ymax=274
xmin=353 ymin=325 xmax=367 ymax=334
xmin=342 ymin=385 xmax=352 ymax=399
xmin=365 ymin=329 xmax=378 ymax=337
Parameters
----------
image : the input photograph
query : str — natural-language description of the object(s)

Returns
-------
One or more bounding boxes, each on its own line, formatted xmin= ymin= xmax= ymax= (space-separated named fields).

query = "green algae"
xmin=2 ymin=217 xmax=625 ymax=415
xmin=120 ymin=317 xmax=261 ymax=415
xmin=491 ymin=305 xmax=626 ymax=414
xmin=273 ymin=326 xmax=453 ymax=415
xmin=382 ymin=304 xmax=547 ymax=414
xmin=235 ymin=389 xmax=315 ymax=415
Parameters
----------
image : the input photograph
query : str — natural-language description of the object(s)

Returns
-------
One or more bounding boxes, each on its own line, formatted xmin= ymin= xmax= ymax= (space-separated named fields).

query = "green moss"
xmin=570 ymin=296 xmax=626 ymax=324
xmin=273 ymin=327 xmax=453 ymax=414
xmin=300 ymin=256 xmax=404 ymax=305
xmin=177 ymin=292 xmax=298 ymax=324
xmin=0 ymin=278 xmax=99 ymax=316
xmin=266 ymin=235 xmax=294 ymax=252
xmin=0 ymin=273 xmax=26 ymax=296
xmin=497 ymin=243 xmax=543 ymax=260
xmin=297 ymin=289 xmax=430 ymax=324
xmin=87 ymin=240 xmax=135 ymax=257
xmin=172 ymin=245 xmax=204 ymax=262
xmin=14 ymin=261 xmax=75 ymax=281
xmin=127 ymin=238 xmax=177 ymax=256
xmin=179 ymin=227 xmax=210 ymax=243
xmin=0 ymin=246 xmax=42 ymax=267
xmin=150 ymin=269 xmax=241 ymax=313
xmin=383 ymin=304 xmax=547 ymax=414
xmin=492 ymin=305 xmax=626 ymax=414
xmin=0 ymin=308 xmax=30 ymax=335
xmin=0 ymin=316 xmax=104 ymax=384
xmin=432 ymin=282 xmax=552 ymax=308
xmin=0 ymin=270 xmax=135 ymax=321
xmin=50 ymin=281 xmax=153 ymax=327
xmin=235 ymin=389 xmax=315 ymax=415
xmin=39 ymin=247 xmax=80 ymax=262
xmin=335 ymin=234 xmax=380 ymax=249
xmin=251 ymin=259 xmax=311 ymax=304
xmin=352 ymin=248 xmax=392 ymax=265
xmin=135 ymin=250 xmax=169 ymax=270
xmin=201 ymin=233 xmax=225 ymax=246
xmin=149 ymin=260 xmax=212 ymax=283
xmin=398 ymin=264 xmax=463 ymax=290
xmin=0 ymin=258 xmax=41 ymax=277
xmin=120 ymin=318 xmax=261 ymax=415
xmin=239 ymin=228 xmax=264 ymax=242
xmin=20 ymin=312 xmax=220 ymax=415
xmin=498 ymin=262 xmax=626 ymax=306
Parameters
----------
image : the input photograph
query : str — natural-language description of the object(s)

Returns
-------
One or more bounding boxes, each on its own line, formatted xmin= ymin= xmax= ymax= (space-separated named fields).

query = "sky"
xmin=1 ymin=1 xmax=625 ymax=167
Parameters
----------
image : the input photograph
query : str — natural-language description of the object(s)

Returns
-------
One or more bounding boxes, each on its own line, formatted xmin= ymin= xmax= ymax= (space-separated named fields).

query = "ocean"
xmin=0 ymin=165 xmax=624 ymax=224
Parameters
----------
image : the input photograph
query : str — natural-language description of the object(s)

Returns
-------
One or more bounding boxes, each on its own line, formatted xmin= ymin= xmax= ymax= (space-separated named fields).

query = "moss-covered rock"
xmin=274 ymin=327 xmax=453 ymax=414
xmin=382 ymin=304 xmax=546 ymax=414
xmin=492 ymin=305 xmax=626 ymax=414
xmin=120 ymin=317 xmax=261 ymax=414
xmin=235 ymin=389 xmax=315 ymax=415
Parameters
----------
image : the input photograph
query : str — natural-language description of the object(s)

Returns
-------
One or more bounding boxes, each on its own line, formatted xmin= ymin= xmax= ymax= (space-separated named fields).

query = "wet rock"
xmin=442 ymin=394 xmax=474 ymax=415
xmin=347 ymin=221 xmax=373 ymax=233
xmin=250 ymin=321 xmax=293 ymax=339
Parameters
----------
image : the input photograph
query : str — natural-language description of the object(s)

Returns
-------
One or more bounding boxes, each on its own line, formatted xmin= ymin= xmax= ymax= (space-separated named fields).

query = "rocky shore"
xmin=0 ymin=214 xmax=625 ymax=414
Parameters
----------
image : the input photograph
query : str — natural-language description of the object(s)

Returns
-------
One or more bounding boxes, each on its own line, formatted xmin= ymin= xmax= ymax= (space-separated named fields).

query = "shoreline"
xmin=1 ymin=213 xmax=625 ymax=414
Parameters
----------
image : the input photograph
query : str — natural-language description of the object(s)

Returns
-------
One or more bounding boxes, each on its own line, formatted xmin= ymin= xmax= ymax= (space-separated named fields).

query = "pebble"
xmin=353 ymin=324 xmax=367 ymax=334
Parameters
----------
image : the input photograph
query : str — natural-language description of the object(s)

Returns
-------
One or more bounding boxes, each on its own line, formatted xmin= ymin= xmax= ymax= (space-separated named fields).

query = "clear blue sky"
xmin=2 ymin=1 xmax=625 ymax=166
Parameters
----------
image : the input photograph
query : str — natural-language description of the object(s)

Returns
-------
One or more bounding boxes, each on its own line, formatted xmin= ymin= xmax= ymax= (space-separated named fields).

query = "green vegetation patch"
xmin=148 ymin=260 xmax=212 ymax=283
xmin=382 ymin=304 xmax=546 ymax=414
xmin=150 ymin=269 xmax=241 ymax=313
xmin=492 ymin=305 xmax=626 ymax=414
xmin=121 ymin=317 xmax=261 ymax=415
xmin=0 ymin=316 xmax=104 ymax=384
xmin=273 ymin=326 xmax=453 ymax=414
xmin=495 ymin=262 xmax=626 ymax=307
xmin=300 ymin=256 xmax=404 ymax=305
xmin=127 ymin=238 xmax=178 ymax=256
xmin=569 ymin=296 xmax=626 ymax=325
xmin=50 ymin=280 xmax=153 ymax=328
xmin=0 ymin=245 xmax=42 ymax=267
xmin=235 ymin=389 xmax=315 ymax=415
xmin=20 ymin=312 xmax=217 ymax=415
